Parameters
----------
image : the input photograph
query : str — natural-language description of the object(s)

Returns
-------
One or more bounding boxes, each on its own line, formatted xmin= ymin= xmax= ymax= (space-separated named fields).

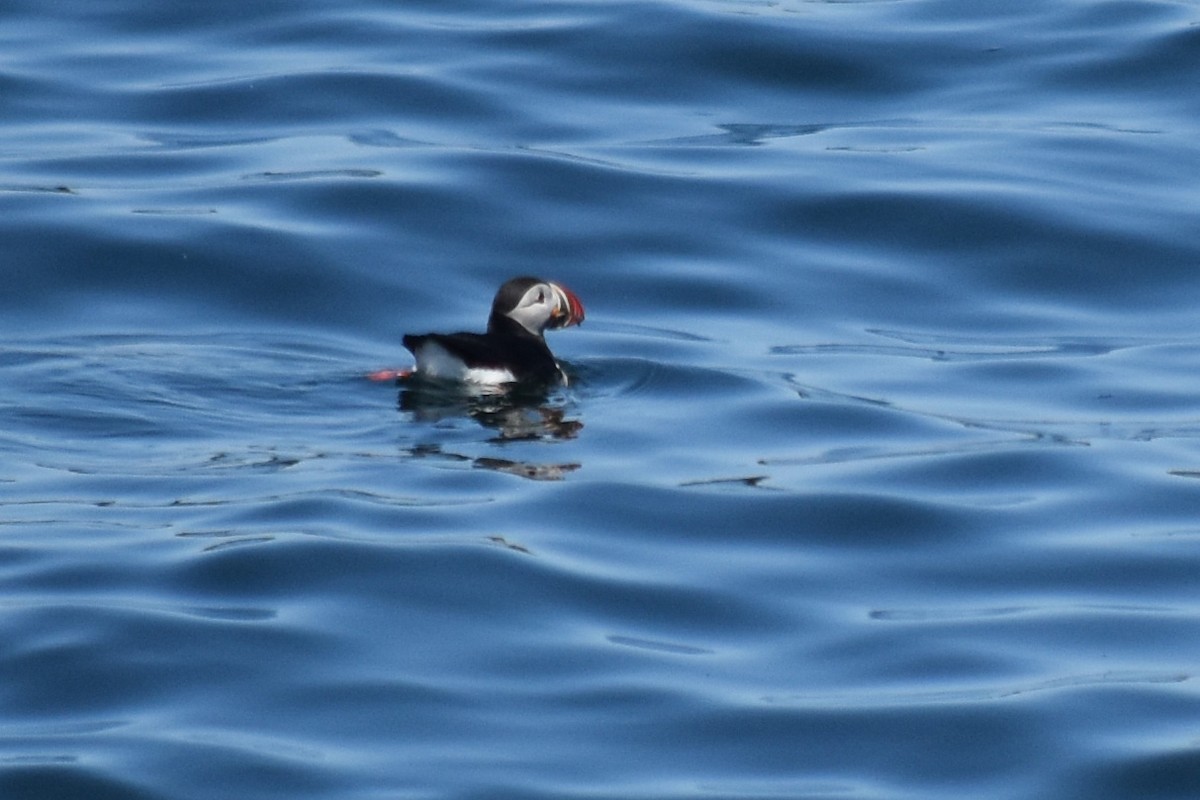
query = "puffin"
xmin=401 ymin=276 xmax=585 ymax=386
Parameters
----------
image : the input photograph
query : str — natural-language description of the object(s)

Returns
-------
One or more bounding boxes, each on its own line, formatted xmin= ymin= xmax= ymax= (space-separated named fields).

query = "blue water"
xmin=3 ymin=0 xmax=1200 ymax=797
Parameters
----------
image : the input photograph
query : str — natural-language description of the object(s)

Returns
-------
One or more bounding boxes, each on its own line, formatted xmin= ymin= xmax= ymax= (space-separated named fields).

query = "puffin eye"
xmin=537 ymin=290 xmax=545 ymax=303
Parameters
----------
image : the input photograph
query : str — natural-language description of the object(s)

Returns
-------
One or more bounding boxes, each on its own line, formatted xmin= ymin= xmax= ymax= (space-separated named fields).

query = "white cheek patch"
xmin=414 ymin=341 xmax=516 ymax=385
xmin=505 ymin=284 xmax=553 ymax=335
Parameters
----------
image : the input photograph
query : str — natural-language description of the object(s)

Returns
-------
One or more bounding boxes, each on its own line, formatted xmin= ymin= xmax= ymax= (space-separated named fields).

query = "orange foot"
xmin=367 ymin=368 xmax=413 ymax=382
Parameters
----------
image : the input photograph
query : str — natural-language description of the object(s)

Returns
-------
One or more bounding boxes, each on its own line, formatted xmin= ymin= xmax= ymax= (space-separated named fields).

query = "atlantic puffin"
xmin=402 ymin=276 xmax=585 ymax=386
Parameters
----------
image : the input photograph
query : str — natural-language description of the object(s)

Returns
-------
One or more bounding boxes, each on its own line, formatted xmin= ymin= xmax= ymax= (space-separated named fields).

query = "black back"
xmin=402 ymin=315 xmax=561 ymax=383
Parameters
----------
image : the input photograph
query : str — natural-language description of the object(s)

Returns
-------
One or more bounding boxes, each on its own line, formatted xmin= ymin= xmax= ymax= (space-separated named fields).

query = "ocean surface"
xmin=3 ymin=1 xmax=1200 ymax=798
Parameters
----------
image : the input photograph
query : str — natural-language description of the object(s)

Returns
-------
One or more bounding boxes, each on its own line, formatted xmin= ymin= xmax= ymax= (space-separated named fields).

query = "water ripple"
xmin=3 ymin=0 xmax=1200 ymax=797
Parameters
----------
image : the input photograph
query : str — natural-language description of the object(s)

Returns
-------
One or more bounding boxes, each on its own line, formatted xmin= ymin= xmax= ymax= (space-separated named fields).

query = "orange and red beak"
xmin=547 ymin=282 xmax=585 ymax=330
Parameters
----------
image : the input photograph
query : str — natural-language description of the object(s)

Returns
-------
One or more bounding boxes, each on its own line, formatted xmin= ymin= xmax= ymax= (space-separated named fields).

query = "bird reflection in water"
xmin=398 ymin=377 xmax=582 ymax=480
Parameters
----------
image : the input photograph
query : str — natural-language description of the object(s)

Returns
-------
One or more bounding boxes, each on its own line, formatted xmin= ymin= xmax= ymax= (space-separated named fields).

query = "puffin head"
xmin=490 ymin=276 xmax=585 ymax=337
